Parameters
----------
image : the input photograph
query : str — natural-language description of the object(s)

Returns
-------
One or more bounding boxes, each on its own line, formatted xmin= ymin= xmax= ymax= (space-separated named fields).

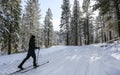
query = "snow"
xmin=0 ymin=44 xmax=120 ymax=75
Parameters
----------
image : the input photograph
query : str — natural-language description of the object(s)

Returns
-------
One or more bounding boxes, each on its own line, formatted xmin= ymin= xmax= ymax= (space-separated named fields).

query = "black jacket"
xmin=28 ymin=36 xmax=39 ymax=54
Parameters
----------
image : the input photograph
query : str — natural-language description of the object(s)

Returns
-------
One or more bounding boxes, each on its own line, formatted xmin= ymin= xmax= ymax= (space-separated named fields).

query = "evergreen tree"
xmin=20 ymin=0 xmax=41 ymax=50
xmin=93 ymin=0 xmax=120 ymax=37
xmin=44 ymin=8 xmax=53 ymax=48
xmin=82 ymin=0 xmax=91 ymax=45
xmin=0 ymin=0 xmax=21 ymax=54
xmin=60 ymin=0 xmax=71 ymax=45
xmin=95 ymin=16 xmax=105 ymax=43
xmin=0 ymin=1 xmax=7 ymax=53
xmin=70 ymin=0 xmax=81 ymax=45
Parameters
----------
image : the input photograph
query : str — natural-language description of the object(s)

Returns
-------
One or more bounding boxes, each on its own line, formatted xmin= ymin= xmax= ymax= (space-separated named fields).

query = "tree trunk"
xmin=66 ymin=32 xmax=69 ymax=45
xmin=48 ymin=28 xmax=49 ymax=47
xmin=75 ymin=23 xmax=78 ymax=45
xmin=86 ymin=17 xmax=89 ymax=45
xmin=104 ymin=32 xmax=107 ymax=42
xmin=113 ymin=0 xmax=120 ymax=37
xmin=8 ymin=25 xmax=12 ymax=55
xmin=80 ymin=36 xmax=82 ymax=45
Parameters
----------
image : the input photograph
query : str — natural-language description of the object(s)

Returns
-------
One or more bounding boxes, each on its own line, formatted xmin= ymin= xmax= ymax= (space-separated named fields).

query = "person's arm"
xmin=35 ymin=47 xmax=40 ymax=49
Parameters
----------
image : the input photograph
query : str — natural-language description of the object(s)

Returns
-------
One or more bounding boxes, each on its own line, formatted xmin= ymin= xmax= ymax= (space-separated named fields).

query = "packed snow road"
xmin=0 ymin=45 xmax=120 ymax=75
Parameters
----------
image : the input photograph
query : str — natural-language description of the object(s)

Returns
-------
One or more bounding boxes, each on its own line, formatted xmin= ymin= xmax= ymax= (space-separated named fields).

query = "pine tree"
xmin=82 ymin=0 xmax=91 ymax=45
xmin=44 ymin=8 xmax=53 ymax=48
xmin=70 ymin=0 xmax=81 ymax=45
xmin=93 ymin=0 xmax=120 ymax=38
xmin=95 ymin=16 xmax=105 ymax=43
xmin=20 ymin=0 xmax=41 ymax=50
xmin=0 ymin=1 xmax=5 ymax=42
xmin=0 ymin=1 xmax=6 ymax=53
xmin=0 ymin=0 xmax=21 ymax=54
xmin=60 ymin=0 xmax=71 ymax=45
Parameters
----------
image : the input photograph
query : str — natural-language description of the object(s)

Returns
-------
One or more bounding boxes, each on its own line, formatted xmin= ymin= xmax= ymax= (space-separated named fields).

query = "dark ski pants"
xmin=19 ymin=53 xmax=37 ymax=67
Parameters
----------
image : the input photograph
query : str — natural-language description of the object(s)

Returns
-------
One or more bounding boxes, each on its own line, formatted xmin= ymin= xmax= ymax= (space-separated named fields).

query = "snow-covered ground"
xmin=0 ymin=44 xmax=120 ymax=75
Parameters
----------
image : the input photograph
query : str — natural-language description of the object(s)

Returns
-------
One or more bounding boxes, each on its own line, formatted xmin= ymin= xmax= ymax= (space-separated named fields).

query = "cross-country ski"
xmin=21 ymin=61 xmax=49 ymax=73
xmin=8 ymin=61 xmax=49 ymax=75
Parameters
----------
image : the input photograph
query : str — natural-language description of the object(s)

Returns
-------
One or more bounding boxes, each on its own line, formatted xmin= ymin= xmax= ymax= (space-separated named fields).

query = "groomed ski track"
xmin=0 ymin=45 xmax=120 ymax=75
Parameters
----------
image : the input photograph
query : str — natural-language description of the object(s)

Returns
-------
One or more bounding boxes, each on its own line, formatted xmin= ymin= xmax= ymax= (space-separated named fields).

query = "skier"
xmin=18 ymin=35 xmax=40 ymax=70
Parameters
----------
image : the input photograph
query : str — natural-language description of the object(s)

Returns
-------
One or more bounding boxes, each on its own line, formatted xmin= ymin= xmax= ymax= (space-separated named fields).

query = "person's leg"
xmin=31 ymin=54 xmax=37 ymax=67
xmin=18 ymin=54 xmax=30 ymax=68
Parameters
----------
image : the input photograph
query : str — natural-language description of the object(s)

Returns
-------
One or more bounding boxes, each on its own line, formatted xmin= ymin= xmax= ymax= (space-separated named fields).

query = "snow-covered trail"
xmin=0 ymin=45 xmax=120 ymax=75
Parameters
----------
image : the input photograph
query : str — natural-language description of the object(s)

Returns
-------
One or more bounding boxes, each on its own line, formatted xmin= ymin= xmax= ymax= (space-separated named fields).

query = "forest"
xmin=0 ymin=0 xmax=120 ymax=55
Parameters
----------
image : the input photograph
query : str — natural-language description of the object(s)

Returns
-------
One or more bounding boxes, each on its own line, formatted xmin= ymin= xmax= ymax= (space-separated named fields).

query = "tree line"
xmin=0 ymin=0 xmax=119 ymax=54
xmin=60 ymin=0 xmax=94 ymax=46
xmin=0 ymin=0 xmax=55 ymax=55
xmin=60 ymin=0 xmax=120 ymax=46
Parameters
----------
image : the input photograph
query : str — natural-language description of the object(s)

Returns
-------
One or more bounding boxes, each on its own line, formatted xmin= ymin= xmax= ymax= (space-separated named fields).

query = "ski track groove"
xmin=1 ymin=46 xmax=120 ymax=75
xmin=21 ymin=49 xmax=73 ymax=75
xmin=99 ymin=59 xmax=120 ymax=75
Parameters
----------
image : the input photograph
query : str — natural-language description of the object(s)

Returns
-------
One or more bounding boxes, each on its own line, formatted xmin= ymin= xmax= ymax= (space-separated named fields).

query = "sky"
xmin=40 ymin=0 xmax=83 ymax=31
xmin=22 ymin=0 xmax=83 ymax=31
xmin=40 ymin=0 xmax=62 ymax=31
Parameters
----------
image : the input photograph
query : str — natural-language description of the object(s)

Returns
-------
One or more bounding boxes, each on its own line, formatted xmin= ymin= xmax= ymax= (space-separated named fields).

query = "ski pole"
xmin=36 ymin=47 xmax=40 ymax=64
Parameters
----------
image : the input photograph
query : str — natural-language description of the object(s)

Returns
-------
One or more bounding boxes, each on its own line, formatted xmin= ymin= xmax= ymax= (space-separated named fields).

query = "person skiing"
xmin=18 ymin=35 xmax=40 ymax=70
